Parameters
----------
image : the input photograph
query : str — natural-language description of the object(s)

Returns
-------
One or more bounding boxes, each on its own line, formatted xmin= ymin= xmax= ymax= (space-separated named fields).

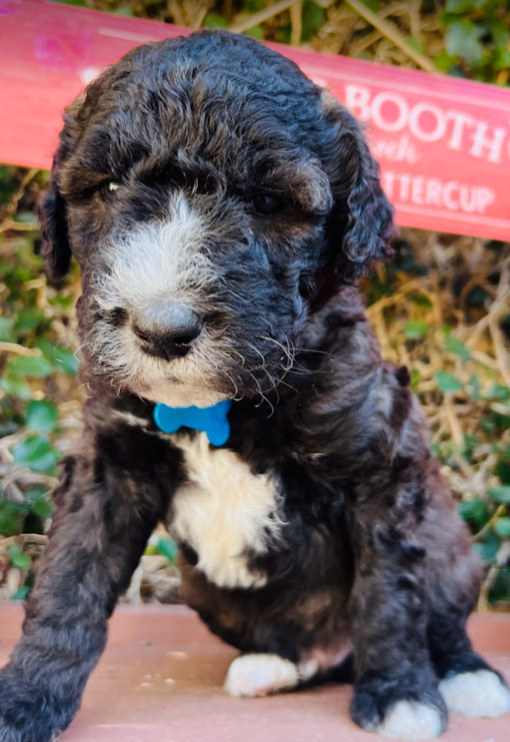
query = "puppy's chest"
xmin=169 ymin=433 xmax=282 ymax=590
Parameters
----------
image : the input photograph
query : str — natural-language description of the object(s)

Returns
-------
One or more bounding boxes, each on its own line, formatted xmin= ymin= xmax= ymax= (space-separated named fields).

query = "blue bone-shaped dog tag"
xmin=153 ymin=399 xmax=232 ymax=446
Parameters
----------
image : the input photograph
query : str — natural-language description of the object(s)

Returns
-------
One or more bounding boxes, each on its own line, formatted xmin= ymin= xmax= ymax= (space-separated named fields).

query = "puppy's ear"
xmin=39 ymin=140 xmax=72 ymax=281
xmin=323 ymin=95 xmax=395 ymax=282
xmin=38 ymin=99 xmax=82 ymax=281
xmin=39 ymin=157 xmax=71 ymax=281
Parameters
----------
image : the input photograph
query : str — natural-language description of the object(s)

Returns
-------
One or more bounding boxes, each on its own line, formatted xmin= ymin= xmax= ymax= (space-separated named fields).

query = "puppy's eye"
xmin=252 ymin=193 xmax=284 ymax=216
xmin=99 ymin=180 xmax=122 ymax=201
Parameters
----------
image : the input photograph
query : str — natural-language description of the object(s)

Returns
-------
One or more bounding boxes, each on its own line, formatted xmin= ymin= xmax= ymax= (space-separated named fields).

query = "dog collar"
xmin=153 ymin=399 xmax=232 ymax=446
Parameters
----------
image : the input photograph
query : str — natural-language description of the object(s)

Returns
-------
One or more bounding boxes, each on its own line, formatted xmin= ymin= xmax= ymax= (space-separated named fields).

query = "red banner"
xmin=1 ymin=0 xmax=510 ymax=240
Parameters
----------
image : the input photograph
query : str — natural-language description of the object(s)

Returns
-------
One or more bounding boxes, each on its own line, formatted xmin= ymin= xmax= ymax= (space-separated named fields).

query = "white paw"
xmin=439 ymin=669 xmax=510 ymax=718
xmin=224 ymin=653 xmax=299 ymax=698
xmin=376 ymin=701 xmax=443 ymax=740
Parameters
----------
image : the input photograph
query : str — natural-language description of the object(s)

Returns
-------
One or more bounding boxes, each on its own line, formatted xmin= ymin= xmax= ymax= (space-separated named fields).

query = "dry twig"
xmin=344 ymin=0 xmax=438 ymax=74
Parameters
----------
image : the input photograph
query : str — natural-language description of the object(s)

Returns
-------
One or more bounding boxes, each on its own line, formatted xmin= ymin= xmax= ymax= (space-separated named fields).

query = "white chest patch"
xmin=170 ymin=433 xmax=282 ymax=590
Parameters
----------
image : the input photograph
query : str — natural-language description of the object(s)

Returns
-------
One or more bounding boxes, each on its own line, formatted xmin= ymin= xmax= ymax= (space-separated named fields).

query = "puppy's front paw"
xmin=376 ymin=701 xmax=444 ymax=740
xmin=439 ymin=669 xmax=510 ymax=718
xmin=351 ymin=676 xmax=447 ymax=740
xmin=0 ymin=665 xmax=75 ymax=742
xmin=224 ymin=653 xmax=299 ymax=697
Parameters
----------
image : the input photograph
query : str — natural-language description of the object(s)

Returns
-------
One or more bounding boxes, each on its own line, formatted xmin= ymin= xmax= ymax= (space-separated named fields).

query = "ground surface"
xmin=1 ymin=603 xmax=510 ymax=742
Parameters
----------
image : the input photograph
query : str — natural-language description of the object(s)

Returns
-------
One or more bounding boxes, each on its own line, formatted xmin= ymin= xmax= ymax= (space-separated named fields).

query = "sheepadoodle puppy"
xmin=0 ymin=30 xmax=508 ymax=742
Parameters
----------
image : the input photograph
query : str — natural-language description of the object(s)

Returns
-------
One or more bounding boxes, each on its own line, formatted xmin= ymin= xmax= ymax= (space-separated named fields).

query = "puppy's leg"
xmin=0 ymin=446 xmax=171 ymax=742
xmin=421 ymin=501 xmax=510 ymax=719
xmin=347 ymin=499 xmax=447 ymax=740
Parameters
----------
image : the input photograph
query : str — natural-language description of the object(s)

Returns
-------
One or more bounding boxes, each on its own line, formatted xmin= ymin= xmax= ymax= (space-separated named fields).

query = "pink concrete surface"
xmin=1 ymin=602 xmax=510 ymax=742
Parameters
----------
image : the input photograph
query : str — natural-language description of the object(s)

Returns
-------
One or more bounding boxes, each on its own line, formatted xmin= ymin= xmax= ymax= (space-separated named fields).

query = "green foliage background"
xmin=1 ymin=0 xmax=510 ymax=605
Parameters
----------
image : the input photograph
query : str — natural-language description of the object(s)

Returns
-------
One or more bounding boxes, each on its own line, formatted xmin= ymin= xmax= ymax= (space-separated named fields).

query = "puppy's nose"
xmin=132 ymin=304 xmax=204 ymax=360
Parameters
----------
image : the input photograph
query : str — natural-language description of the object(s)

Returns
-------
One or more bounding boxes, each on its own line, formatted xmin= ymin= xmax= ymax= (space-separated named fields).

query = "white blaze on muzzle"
xmin=94 ymin=196 xmax=216 ymax=316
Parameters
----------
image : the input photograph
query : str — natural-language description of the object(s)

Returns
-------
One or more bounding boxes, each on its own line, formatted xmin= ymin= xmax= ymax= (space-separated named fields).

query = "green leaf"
xmin=0 ymin=166 xmax=18 ymax=205
xmin=494 ymin=47 xmax=510 ymax=71
xmin=0 ymin=501 xmax=26 ymax=537
xmin=15 ymin=306 xmax=47 ymax=333
xmin=491 ymin=19 xmax=509 ymax=50
xmin=458 ymin=498 xmax=489 ymax=527
xmin=434 ymin=371 xmax=463 ymax=394
xmin=466 ymin=285 xmax=488 ymax=308
xmin=462 ymin=433 xmax=481 ymax=461
xmin=359 ymin=0 xmax=380 ymax=11
xmin=404 ymin=320 xmax=429 ymax=340
xmin=486 ymin=384 xmax=510 ymax=401
xmin=13 ymin=210 xmax=38 ymax=225
xmin=7 ymin=545 xmax=31 ymax=570
xmin=25 ymin=400 xmax=58 ymax=433
xmin=411 ymin=294 xmax=433 ymax=308
xmin=488 ymin=485 xmax=510 ymax=504
xmin=245 ymin=25 xmax=264 ymax=40
xmin=406 ymin=37 xmax=425 ymax=55
xmin=481 ymin=414 xmax=497 ymax=435
xmin=495 ymin=459 xmax=510 ymax=485
xmin=492 ymin=565 xmax=510 ymax=602
xmin=31 ymin=498 xmax=53 ymax=519
xmin=302 ymin=1 xmax=326 ymax=42
xmin=443 ymin=334 xmax=471 ymax=361
xmin=25 ymin=487 xmax=53 ymax=518
xmin=242 ymin=0 xmax=266 ymax=11
xmin=26 ymin=485 xmax=48 ymax=501
xmin=491 ymin=412 xmax=510 ymax=432
xmin=12 ymin=435 xmax=59 ymax=474
xmin=35 ymin=339 xmax=79 ymax=375
xmin=0 ymin=316 xmax=15 ymax=341
xmin=48 ymin=295 xmax=74 ymax=310
xmin=472 ymin=536 xmax=499 ymax=563
xmin=157 ymin=537 xmax=178 ymax=564
xmin=0 ymin=375 xmax=33 ymax=399
xmin=11 ymin=586 xmax=30 ymax=601
xmin=112 ymin=6 xmax=133 ymax=15
xmin=445 ymin=0 xmax=476 ymax=12
xmin=466 ymin=373 xmax=481 ymax=401
xmin=7 ymin=354 xmax=52 ymax=378
xmin=434 ymin=50 xmax=457 ymax=72
xmin=495 ymin=517 xmax=510 ymax=538
xmin=204 ymin=13 xmax=229 ymax=29
xmin=410 ymin=369 xmax=420 ymax=391
xmin=446 ymin=21 xmax=485 ymax=66
xmin=49 ymin=0 xmax=86 ymax=6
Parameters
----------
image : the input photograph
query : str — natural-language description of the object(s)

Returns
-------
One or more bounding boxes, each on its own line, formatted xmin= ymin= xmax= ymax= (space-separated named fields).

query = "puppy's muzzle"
xmin=131 ymin=302 xmax=204 ymax=360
